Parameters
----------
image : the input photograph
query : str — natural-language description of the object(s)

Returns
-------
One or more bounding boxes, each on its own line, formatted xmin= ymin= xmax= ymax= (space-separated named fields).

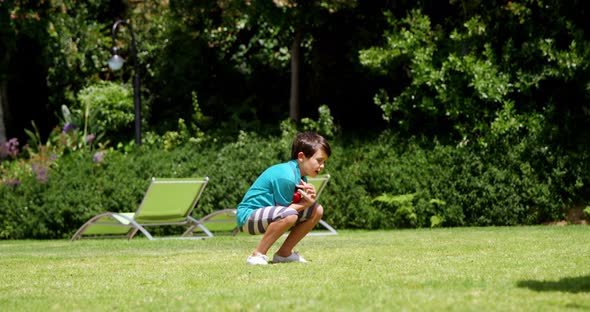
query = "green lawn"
xmin=1 ymin=226 xmax=589 ymax=311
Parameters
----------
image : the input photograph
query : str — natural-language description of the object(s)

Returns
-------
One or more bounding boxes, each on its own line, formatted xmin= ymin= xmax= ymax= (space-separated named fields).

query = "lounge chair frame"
xmin=71 ymin=177 xmax=213 ymax=241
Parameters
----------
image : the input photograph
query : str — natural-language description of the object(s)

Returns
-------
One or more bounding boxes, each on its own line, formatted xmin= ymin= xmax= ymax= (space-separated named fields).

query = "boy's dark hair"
xmin=291 ymin=132 xmax=331 ymax=160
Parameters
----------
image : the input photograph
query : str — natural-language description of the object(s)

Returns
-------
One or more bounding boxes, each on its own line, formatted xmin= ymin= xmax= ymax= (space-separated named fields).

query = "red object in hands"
xmin=292 ymin=191 xmax=301 ymax=203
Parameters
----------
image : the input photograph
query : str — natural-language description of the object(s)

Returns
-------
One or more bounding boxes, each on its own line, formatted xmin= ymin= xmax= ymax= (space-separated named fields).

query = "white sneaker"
xmin=272 ymin=252 xmax=308 ymax=263
xmin=246 ymin=253 xmax=269 ymax=265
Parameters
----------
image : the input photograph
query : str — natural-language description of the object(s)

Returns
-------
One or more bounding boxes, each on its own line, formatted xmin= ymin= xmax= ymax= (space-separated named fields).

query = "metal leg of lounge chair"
xmin=127 ymin=228 xmax=139 ymax=240
xmin=125 ymin=219 xmax=155 ymax=240
xmin=71 ymin=225 xmax=89 ymax=241
xmin=183 ymin=216 xmax=214 ymax=238
xmin=319 ymin=219 xmax=338 ymax=234
xmin=70 ymin=212 xmax=155 ymax=240
xmin=304 ymin=219 xmax=338 ymax=236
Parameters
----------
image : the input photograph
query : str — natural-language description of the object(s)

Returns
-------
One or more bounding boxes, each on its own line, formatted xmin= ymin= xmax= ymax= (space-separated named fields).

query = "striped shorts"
xmin=240 ymin=202 xmax=318 ymax=235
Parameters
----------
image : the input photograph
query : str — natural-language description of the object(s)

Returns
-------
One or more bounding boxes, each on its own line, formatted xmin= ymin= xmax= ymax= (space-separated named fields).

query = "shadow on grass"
xmin=517 ymin=275 xmax=590 ymax=293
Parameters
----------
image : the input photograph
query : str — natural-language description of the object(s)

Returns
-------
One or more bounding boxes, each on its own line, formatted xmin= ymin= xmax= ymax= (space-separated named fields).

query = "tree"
xmin=253 ymin=0 xmax=358 ymax=121
xmin=0 ymin=1 xmax=15 ymax=144
xmin=0 ymin=0 xmax=52 ymax=144
xmin=0 ymin=0 xmax=122 ymax=144
xmin=164 ymin=0 xmax=356 ymax=123
xmin=0 ymin=53 xmax=7 ymax=143
xmin=360 ymin=1 xmax=590 ymax=144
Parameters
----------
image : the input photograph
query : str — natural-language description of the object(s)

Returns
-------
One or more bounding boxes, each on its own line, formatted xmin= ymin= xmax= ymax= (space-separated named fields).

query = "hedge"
xmin=0 ymin=132 xmax=588 ymax=239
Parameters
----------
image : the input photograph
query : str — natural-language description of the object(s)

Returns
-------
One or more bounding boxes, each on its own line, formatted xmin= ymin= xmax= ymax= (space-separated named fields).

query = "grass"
xmin=1 ymin=226 xmax=589 ymax=311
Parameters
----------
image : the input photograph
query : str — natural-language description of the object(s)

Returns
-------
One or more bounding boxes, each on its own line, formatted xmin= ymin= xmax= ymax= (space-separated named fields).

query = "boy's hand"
xmin=291 ymin=180 xmax=317 ymax=209
xmin=297 ymin=188 xmax=315 ymax=207
xmin=296 ymin=179 xmax=316 ymax=200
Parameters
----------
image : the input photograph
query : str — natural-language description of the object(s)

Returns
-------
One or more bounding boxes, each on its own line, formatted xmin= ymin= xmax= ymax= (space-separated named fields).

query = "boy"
xmin=237 ymin=132 xmax=331 ymax=265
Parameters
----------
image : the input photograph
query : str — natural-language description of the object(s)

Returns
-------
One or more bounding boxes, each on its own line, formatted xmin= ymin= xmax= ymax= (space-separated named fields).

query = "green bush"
xmin=372 ymin=193 xmax=418 ymax=228
xmin=75 ymin=81 xmax=136 ymax=145
xmin=1 ymin=128 xmax=589 ymax=239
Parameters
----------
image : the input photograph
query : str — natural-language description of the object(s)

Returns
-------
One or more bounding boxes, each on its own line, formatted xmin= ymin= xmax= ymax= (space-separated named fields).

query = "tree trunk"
xmin=0 ymin=51 xmax=9 ymax=144
xmin=289 ymin=29 xmax=303 ymax=121
xmin=0 ymin=81 xmax=6 ymax=144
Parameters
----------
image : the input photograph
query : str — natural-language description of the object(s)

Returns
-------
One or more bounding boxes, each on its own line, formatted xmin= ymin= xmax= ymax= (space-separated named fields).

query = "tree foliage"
xmin=0 ymin=0 xmax=128 ymax=143
xmin=360 ymin=1 xmax=590 ymax=146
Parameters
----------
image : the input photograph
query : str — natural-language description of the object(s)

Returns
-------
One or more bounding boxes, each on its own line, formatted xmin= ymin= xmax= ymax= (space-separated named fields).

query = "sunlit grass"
xmin=1 ymin=226 xmax=589 ymax=311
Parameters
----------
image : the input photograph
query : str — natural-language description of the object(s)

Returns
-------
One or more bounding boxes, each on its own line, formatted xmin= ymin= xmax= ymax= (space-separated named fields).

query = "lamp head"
xmin=107 ymin=47 xmax=125 ymax=71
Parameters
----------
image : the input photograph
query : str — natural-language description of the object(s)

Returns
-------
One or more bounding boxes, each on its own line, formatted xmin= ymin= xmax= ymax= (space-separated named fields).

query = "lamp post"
xmin=107 ymin=19 xmax=141 ymax=145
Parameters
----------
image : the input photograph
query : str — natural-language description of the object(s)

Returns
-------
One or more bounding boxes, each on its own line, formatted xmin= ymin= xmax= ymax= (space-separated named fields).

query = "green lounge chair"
xmin=190 ymin=174 xmax=337 ymax=236
xmin=303 ymin=174 xmax=338 ymax=236
xmin=71 ymin=177 xmax=213 ymax=240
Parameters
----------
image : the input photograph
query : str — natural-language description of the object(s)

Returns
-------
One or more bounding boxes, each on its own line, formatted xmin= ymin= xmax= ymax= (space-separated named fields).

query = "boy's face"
xmin=298 ymin=149 xmax=329 ymax=178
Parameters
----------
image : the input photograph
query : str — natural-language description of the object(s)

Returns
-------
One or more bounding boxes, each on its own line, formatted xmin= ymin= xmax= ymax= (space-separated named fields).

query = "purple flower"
xmin=3 ymin=178 xmax=20 ymax=187
xmin=93 ymin=151 xmax=105 ymax=163
xmin=7 ymin=138 xmax=19 ymax=156
xmin=0 ymin=138 xmax=19 ymax=159
xmin=85 ymin=134 xmax=96 ymax=144
xmin=62 ymin=123 xmax=77 ymax=133
xmin=31 ymin=162 xmax=49 ymax=183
